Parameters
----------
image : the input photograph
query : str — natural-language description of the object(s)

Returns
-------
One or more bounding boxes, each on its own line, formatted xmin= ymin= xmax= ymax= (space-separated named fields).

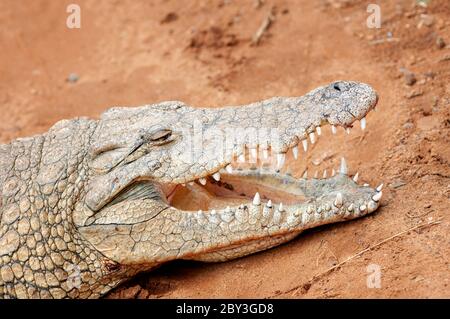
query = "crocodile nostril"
xmin=333 ymin=83 xmax=341 ymax=91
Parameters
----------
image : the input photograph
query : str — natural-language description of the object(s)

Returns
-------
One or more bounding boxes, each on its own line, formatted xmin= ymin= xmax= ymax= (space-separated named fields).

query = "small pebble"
xmin=436 ymin=36 xmax=446 ymax=49
xmin=67 ymin=73 xmax=79 ymax=83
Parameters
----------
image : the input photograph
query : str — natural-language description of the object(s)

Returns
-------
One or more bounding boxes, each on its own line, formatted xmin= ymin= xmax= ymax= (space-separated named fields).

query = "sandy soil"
xmin=0 ymin=0 xmax=448 ymax=298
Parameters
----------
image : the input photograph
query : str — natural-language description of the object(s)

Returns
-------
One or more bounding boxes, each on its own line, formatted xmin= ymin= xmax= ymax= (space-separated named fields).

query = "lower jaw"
xmin=164 ymin=167 xmax=382 ymax=224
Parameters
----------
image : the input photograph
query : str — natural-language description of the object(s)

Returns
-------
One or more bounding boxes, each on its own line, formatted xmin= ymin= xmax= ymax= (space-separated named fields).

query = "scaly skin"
xmin=0 ymin=81 xmax=381 ymax=298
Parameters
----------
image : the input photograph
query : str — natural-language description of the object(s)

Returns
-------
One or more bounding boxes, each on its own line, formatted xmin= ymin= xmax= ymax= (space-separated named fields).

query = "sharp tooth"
xmin=199 ymin=178 xmax=207 ymax=185
xmin=360 ymin=204 xmax=367 ymax=212
xmin=340 ymin=157 xmax=348 ymax=175
xmin=331 ymin=125 xmax=337 ymax=134
xmin=323 ymin=170 xmax=327 ymax=178
xmin=334 ymin=192 xmax=343 ymax=207
xmin=360 ymin=117 xmax=366 ymax=130
xmin=302 ymin=170 xmax=308 ymax=178
xmin=302 ymin=139 xmax=308 ymax=152
xmin=376 ymin=183 xmax=383 ymax=192
xmin=253 ymin=192 xmax=261 ymax=205
xmin=353 ymin=172 xmax=359 ymax=182
xmin=307 ymin=205 xmax=313 ymax=214
xmin=182 ymin=183 xmax=186 ymax=187
xmin=314 ymin=171 xmax=318 ymax=178
xmin=225 ymin=206 xmax=231 ymax=213
xmin=250 ymin=148 xmax=258 ymax=162
xmin=188 ymin=182 xmax=195 ymax=186
xmin=347 ymin=203 xmax=354 ymax=212
xmin=279 ymin=202 xmax=284 ymax=212
xmin=316 ymin=126 xmax=322 ymax=135
xmin=276 ymin=153 xmax=286 ymax=169
xmin=309 ymin=132 xmax=316 ymax=144
xmin=368 ymin=200 xmax=377 ymax=213
xmin=262 ymin=149 xmax=269 ymax=160
xmin=331 ymin=168 xmax=336 ymax=176
xmin=212 ymin=172 xmax=221 ymax=181
xmin=346 ymin=127 xmax=351 ymax=134
xmin=267 ymin=200 xmax=272 ymax=208
xmin=292 ymin=146 xmax=299 ymax=160
xmin=238 ymin=154 xmax=245 ymax=163
xmin=363 ymin=183 xmax=370 ymax=187
xmin=225 ymin=164 xmax=233 ymax=173
xmin=211 ymin=209 xmax=216 ymax=214
xmin=372 ymin=191 xmax=382 ymax=202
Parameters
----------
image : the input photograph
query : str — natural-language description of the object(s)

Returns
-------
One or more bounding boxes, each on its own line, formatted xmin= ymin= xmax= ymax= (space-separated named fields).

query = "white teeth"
xmin=309 ymin=132 xmax=316 ymax=144
xmin=363 ymin=183 xmax=370 ymax=187
xmin=238 ymin=154 xmax=245 ymax=163
xmin=292 ymin=146 xmax=299 ymax=160
xmin=340 ymin=157 xmax=348 ymax=175
xmin=334 ymin=192 xmax=343 ymax=207
xmin=368 ymin=200 xmax=377 ymax=213
xmin=353 ymin=172 xmax=359 ymax=182
xmin=225 ymin=206 xmax=231 ymax=213
xmin=347 ymin=203 xmax=354 ymax=212
xmin=199 ymin=178 xmax=207 ymax=185
xmin=211 ymin=209 xmax=216 ymax=214
xmin=182 ymin=183 xmax=186 ymax=187
xmin=331 ymin=168 xmax=336 ymax=176
xmin=250 ymin=148 xmax=258 ymax=162
xmin=225 ymin=164 xmax=233 ymax=173
xmin=302 ymin=170 xmax=308 ymax=178
xmin=212 ymin=172 xmax=221 ymax=181
xmin=360 ymin=204 xmax=367 ymax=212
xmin=262 ymin=149 xmax=269 ymax=160
xmin=323 ymin=170 xmax=327 ymax=178
xmin=279 ymin=202 xmax=284 ymax=212
xmin=376 ymin=183 xmax=383 ymax=192
xmin=253 ymin=192 xmax=261 ymax=205
xmin=316 ymin=126 xmax=322 ymax=135
xmin=360 ymin=117 xmax=366 ymax=130
xmin=267 ymin=200 xmax=272 ymax=208
xmin=331 ymin=125 xmax=337 ymax=134
xmin=372 ymin=191 xmax=382 ymax=202
xmin=346 ymin=127 xmax=351 ymax=134
xmin=276 ymin=153 xmax=286 ymax=169
xmin=314 ymin=171 xmax=318 ymax=178
xmin=188 ymin=182 xmax=195 ymax=186
xmin=302 ymin=139 xmax=308 ymax=152
xmin=307 ymin=205 xmax=313 ymax=214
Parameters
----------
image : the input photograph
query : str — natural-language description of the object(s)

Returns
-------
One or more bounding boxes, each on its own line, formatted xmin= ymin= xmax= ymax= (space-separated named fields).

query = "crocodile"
xmin=0 ymin=81 xmax=382 ymax=299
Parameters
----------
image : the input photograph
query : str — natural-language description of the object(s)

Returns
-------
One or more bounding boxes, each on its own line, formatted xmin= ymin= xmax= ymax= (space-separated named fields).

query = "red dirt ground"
xmin=0 ymin=0 xmax=448 ymax=298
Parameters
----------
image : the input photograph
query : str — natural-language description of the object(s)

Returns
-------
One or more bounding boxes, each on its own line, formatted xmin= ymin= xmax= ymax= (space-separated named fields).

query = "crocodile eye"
xmin=149 ymin=129 xmax=172 ymax=142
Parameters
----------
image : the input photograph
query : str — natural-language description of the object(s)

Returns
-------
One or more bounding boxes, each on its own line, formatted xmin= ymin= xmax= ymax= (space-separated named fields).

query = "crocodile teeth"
xmin=363 ymin=183 xmax=370 ymax=187
xmin=331 ymin=168 xmax=336 ymax=176
xmin=323 ymin=170 xmax=327 ymax=178
xmin=267 ymin=200 xmax=272 ymax=208
xmin=262 ymin=149 xmax=269 ymax=160
xmin=314 ymin=171 xmax=318 ymax=178
xmin=302 ymin=170 xmax=308 ymax=178
xmin=360 ymin=117 xmax=366 ymax=130
xmin=347 ymin=203 xmax=354 ymax=212
xmin=292 ymin=146 xmax=299 ymax=160
xmin=253 ymin=192 xmax=261 ymax=205
xmin=376 ymin=183 xmax=384 ymax=192
xmin=279 ymin=202 xmax=284 ymax=212
xmin=302 ymin=139 xmax=308 ymax=152
xmin=225 ymin=206 xmax=231 ymax=213
xmin=309 ymin=132 xmax=316 ymax=144
xmin=307 ymin=205 xmax=313 ymax=214
xmin=353 ymin=172 xmax=359 ymax=182
xmin=340 ymin=157 xmax=348 ymax=175
xmin=346 ymin=127 xmax=351 ymax=134
xmin=199 ymin=178 xmax=207 ymax=185
xmin=188 ymin=182 xmax=195 ymax=186
xmin=225 ymin=164 xmax=233 ymax=173
xmin=250 ymin=148 xmax=258 ymax=162
xmin=238 ymin=154 xmax=246 ymax=163
xmin=360 ymin=204 xmax=367 ymax=212
xmin=334 ymin=192 xmax=343 ymax=207
xmin=331 ymin=125 xmax=337 ymax=134
xmin=372 ymin=191 xmax=382 ymax=202
xmin=212 ymin=172 xmax=221 ymax=181
xmin=276 ymin=153 xmax=286 ymax=169
xmin=368 ymin=200 xmax=377 ymax=213
xmin=316 ymin=126 xmax=322 ymax=135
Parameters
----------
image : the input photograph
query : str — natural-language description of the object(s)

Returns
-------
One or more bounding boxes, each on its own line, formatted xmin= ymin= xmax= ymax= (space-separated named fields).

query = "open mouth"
xmin=160 ymin=115 xmax=383 ymax=226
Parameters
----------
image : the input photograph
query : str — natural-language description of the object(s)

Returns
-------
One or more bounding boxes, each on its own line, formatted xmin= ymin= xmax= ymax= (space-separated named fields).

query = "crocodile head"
xmin=74 ymin=80 xmax=381 ymax=293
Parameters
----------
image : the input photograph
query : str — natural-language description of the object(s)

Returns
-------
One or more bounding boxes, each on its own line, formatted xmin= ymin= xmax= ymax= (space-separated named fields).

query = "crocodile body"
xmin=0 ymin=81 xmax=382 ymax=298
